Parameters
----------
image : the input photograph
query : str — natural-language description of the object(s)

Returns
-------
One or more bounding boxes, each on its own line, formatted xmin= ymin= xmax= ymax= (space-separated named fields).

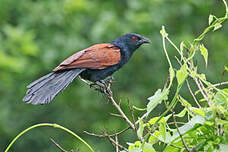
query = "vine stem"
xmin=4 ymin=123 xmax=94 ymax=152
xmin=161 ymin=26 xmax=173 ymax=69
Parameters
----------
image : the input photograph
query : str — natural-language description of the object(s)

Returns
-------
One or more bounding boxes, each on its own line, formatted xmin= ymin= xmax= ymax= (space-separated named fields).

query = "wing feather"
xmin=53 ymin=43 xmax=120 ymax=71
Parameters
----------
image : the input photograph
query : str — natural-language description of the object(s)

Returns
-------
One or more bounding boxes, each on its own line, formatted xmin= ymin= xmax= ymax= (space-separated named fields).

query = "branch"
xmin=127 ymin=99 xmax=137 ymax=130
xmin=115 ymin=135 xmax=119 ymax=152
xmin=108 ymin=94 xmax=136 ymax=130
xmin=104 ymin=132 xmax=128 ymax=151
xmin=50 ymin=138 xmax=68 ymax=152
xmin=172 ymin=113 xmax=190 ymax=152
xmin=84 ymin=127 xmax=130 ymax=138
xmin=194 ymin=78 xmax=211 ymax=106
xmin=79 ymin=77 xmax=135 ymax=130
xmin=208 ymin=81 xmax=228 ymax=88
xmin=186 ymin=80 xmax=201 ymax=108
xmin=83 ymin=130 xmax=128 ymax=151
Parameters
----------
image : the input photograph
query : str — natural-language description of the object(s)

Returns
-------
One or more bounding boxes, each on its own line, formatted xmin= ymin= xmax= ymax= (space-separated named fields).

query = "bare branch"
xmin=163 ymin=75 xmax=170 ymax=91
xmin=127 ymin=99 xmax=137 ymax=131
xmin=110 ymin=113 xmax=123 ymax=118
xmin=104 ymin=132 xmax=128 ymax=151
xmin=108 ymin=93 xmax=136 ymax=130
xmin=84 ymin=130 xmax=129 ymax=151
xmin=115 ymin=135 xmax=119 ymax=152
xmin=211 ymin=81 xmax=228 ymax=87
xmin=135 ymin=112 xmax=148 ymax=125
xmin=194 ymin=78 xmax=211 ymax=106
xmin=50 ymin=138 xmax=68 ymax=152
xmin=172 ymin=113 xmax=190 ymax=152
xmin=84 ymin=127 xmax=130 ymax=138
xmin=186 ymin=80 xmax=201 ymax=108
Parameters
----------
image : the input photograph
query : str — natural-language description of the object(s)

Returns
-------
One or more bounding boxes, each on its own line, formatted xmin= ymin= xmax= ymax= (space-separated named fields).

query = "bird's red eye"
xmin=132 ymin=36 xmax=137 ymax=41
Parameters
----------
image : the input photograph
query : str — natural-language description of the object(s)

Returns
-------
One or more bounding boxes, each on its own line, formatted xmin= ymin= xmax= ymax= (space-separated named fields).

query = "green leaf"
xmin=214 ymin=89 xmax=228 ymax=108
xmin=175 ymin=108 xmax=187 ymax=117
xmin=142 ymin=143 xmax=155 ymax=152
xmin=217 ymin=118 xmax=228 ymax=125
xmin=137 ymin=119 xmax=144 ymax=139
xmin=128 ymin=141 xmax=142 ymax=151
xmin=149 ymin=131 xmax=160 ymax=144
xmin=208 ymin=14 xmax=214 ymax=25
xmin=178 ymin=96 xmax=192 ymax=108
xmin=213 ymin=23 xmax=222 ymax=31
xmin=169 ymin=67 xmax=175 ymax=85
xmin=190 ymin=107 xmax=205 ymax=117
xmin=159 ymin=118 xmax=166 ymax=141
xmin=133 ymin=106 xmax=147 ymax=111
xmin=200 ymin=44 xmax=208 ymax=67
xmin=225 ymin=66 xmax=228 ymax=72
xmin=148 ymin=117 xmax=162 ymax=125
xmin=147 ymin=89 xmax=169 ymax=115
xmin=176 ymin=64 xmax=188 ymax=85
xmin=164 ymin=140 xmax=183 ymax=152
xmin=199 ymin=73 xmax=206 ymax=81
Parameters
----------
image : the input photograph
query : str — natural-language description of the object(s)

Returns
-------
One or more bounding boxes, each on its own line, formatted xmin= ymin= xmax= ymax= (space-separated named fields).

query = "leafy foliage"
xmin=1 ymin=0 xmax=228 ymax=151
xmin=126 ymin=1 xmax=228 ymax=151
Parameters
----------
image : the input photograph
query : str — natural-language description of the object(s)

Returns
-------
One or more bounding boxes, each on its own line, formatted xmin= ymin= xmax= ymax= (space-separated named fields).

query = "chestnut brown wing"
xmin=53 ymin=43 xmax=121 ymax=71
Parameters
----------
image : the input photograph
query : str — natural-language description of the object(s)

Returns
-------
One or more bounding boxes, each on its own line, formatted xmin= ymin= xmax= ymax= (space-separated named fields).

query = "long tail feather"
xmin=23 ymin=69 xmax=85 ymax=104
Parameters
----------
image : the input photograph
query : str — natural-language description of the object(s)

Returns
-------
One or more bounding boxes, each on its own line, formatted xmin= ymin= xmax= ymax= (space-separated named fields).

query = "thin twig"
xmin=163 ymin=75 xmax=170 ymax=91
xmin=172 ymin=113 xmax=190 ymax=152
xmin=175 ymin=55 xmax=201 ymax=108
xmin=194 ymin=78 xmax=210 ymax=106
xmin=175 ymin=56 xmax=207 ymax=107
xmin=127 ymin=99 xmax=137 ymax=131
xmin=135 ymin=112 xmax=148 ymax=125
xmin=186 ymin=80 xmax=201 ymax=108
xmin=110 ymin=113 xmax=123 ymax=118
xmin=50 ymin=138 xmax=68 ymax=152
xmin=108 ymin=94 xmax=135 ymax=130
xmin=211 ymin=81 xmax=228 ymax=87
xmin=115 ymin=135 xmax=119 ymax=152
xmin=84 ymin=127 xmax=130 ymax=138
xmin=104 ymin=132 xmax=128 ymax=151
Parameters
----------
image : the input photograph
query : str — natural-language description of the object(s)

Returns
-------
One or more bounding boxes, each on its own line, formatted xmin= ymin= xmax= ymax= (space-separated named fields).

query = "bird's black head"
xmin=112 ymin=33 xmax=151 ymax=51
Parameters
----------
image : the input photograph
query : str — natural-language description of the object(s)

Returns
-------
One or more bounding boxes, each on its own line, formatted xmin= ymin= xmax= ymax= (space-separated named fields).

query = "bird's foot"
xmin=90 ymin=81 xmax=106 ymax=91
xmin=104 ymin=76 xmax=114 ymax=84
xmin=90 ymin=80 xmax=112 ymax=95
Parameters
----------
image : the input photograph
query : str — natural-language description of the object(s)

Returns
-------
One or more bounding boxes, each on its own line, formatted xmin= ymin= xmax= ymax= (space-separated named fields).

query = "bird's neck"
xmin=111 ymin=41 xmax=137 ymax=58
xmin=111 ymin=42 xmax=136 ymax=68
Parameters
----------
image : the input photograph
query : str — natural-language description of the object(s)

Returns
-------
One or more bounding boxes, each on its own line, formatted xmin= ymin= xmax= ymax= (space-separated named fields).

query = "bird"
xmin=23 ymin=33 xmax=151 ymax=104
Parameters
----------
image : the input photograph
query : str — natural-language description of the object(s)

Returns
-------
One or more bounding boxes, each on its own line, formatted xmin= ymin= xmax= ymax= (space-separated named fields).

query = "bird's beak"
xmin=142 ymin=37 xmax=151 ymax=43
xmin=139 ymin=37 xmax=151 ymax=44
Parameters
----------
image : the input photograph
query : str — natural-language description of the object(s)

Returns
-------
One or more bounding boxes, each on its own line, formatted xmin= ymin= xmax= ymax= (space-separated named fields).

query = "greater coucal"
xmin=23 ymin=33 xmax=151 ymax=104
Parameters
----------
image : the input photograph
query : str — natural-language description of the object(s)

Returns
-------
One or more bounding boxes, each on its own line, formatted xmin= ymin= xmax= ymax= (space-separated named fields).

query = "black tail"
xmin=23 ymin=68 xmax=85 ymax=104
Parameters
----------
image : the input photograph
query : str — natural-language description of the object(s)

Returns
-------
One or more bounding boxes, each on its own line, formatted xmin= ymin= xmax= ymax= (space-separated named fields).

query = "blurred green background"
xmin=0 ymin=0 xmax=227 ymax=151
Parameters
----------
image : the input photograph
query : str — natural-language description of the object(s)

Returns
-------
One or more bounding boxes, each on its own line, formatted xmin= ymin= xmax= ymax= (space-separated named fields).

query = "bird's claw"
xmin=104 ymin=76 xmax=114 ymax=84
xmin=89 ymin=80 xmax=112 ymax=95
